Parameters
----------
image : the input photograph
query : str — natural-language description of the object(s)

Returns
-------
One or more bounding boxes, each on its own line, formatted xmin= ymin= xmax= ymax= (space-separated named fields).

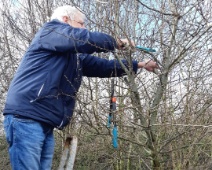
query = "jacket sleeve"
xmin=81 ymin=54 xmax=138 ymax=78
xmin=39 ymin=20 xmax=117 ymax=53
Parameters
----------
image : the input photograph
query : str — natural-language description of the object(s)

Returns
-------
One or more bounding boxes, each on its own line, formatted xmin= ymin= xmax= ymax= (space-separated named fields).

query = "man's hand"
xmin=116 ymin=38 xmax=135 ymax=50
xmin=138 ymin=60 xmax=159 ymax=72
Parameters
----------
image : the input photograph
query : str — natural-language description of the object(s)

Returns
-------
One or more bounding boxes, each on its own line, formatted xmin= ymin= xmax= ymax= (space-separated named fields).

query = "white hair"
xmin=51 ymin=5 xmax=85 ymax=22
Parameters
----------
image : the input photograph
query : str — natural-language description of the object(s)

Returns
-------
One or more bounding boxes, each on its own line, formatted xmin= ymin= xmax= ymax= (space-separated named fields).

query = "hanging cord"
xmin=107 ymin=73 xmax=118 ymax=148
xmin=111 ymin=79 xmax=118 ymax=148
xmin=107 ymin=53 xmax=118 ymax=148
xmin=107 ymin=79 xmax=118 ymax=148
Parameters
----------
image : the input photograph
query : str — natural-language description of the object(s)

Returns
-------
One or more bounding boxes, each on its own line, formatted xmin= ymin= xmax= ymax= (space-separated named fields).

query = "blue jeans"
xmin=3 ymin=115 xmax=55 ymax=170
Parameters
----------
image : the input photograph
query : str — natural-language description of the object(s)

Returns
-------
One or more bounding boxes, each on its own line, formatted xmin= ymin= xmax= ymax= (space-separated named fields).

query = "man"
xmin=3 ymin=5 xmax=158 ymax=170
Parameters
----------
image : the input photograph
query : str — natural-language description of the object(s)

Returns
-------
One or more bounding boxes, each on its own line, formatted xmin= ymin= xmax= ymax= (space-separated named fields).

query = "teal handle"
xmin=136 ymin=46 xmax=156 ymax=52
xmin=112 ymin=126 xmax=118 ymax=148
xmin=107 ymin=115 xmax=112 ymax=128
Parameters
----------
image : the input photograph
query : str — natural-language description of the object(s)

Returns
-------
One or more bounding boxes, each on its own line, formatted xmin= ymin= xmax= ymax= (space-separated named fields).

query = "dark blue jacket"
xmin=3 ymin=19 xmax=138 ymax=129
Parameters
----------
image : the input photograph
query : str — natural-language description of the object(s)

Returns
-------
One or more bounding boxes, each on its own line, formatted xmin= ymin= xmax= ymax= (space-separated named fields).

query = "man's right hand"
xmin=138 ymin=60 xmax=159 ymax=72
xmin=116 ymin=38 xmax=135 ymax=50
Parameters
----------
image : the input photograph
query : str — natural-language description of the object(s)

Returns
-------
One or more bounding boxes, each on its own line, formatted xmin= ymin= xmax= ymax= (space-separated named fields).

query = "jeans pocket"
xmin=13 ymin=117 xmax=43 ymax=136
xmin=3 ymin=116 xmax=9 ymax=131
xmin=3 ymin=115 xmax=13 ymax=145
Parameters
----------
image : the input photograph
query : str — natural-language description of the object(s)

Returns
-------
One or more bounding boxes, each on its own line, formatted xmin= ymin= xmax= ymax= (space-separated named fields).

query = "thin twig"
xmin=152 ymin=123 xmax=212 ymax=128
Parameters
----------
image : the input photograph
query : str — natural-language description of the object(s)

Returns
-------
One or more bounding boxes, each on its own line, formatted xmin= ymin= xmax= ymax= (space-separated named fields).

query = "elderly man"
xmin=3 ymin=5 xmax=158 ymax=170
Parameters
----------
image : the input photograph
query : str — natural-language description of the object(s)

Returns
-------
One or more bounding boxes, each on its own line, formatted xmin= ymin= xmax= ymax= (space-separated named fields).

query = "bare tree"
xmin=0 ymin=0 xmax=211 ymax=169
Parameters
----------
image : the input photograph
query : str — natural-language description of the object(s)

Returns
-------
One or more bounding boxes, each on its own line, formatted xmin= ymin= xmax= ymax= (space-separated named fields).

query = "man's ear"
xmin=62 ymin=16 xmax=69 ymax=23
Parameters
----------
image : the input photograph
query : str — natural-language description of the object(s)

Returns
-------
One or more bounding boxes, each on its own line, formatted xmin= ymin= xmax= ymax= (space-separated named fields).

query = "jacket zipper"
xmin=57 ymin=120 xmax=64 ymax=129
xmin=30 ymin=83 xmax=45 ymax=103
xmin=38 ymin=83 xmax=44 ymax=97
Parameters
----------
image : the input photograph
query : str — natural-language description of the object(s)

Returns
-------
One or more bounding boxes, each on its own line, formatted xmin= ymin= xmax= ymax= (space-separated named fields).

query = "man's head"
xmin=51 ymin=5 xmax=86 ymax=28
